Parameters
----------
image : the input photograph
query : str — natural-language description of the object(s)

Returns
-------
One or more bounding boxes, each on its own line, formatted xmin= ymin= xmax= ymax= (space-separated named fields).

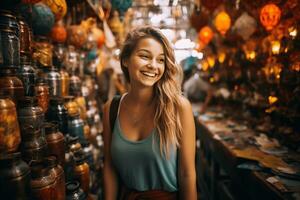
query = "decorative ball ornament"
xmin=68 ymin=25 xmax=87 ymax=48
xmin=32 ymin=3 xmax=55 ymax=36
xmin=50 ymin=22 xmax=67 ymax=43
xmin=260 ymin=3 xmax=281 ymax=31
xmin=42 ymin=0 xmax=67 ymax=21
xmin=214 ymin=11 xmax=231 ymax=35
xmin=111 ymin=0 xmax=132 ymax=16
xmin=199 ymin=26 xmax=214 ymax=45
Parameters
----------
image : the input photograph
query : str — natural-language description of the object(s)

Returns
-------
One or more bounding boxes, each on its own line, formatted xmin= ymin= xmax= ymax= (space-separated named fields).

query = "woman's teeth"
xmin=141 ymin=71 xmax=156 ymax=77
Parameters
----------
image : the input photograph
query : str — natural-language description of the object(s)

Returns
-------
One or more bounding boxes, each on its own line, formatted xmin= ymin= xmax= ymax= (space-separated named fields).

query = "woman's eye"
xmin=158 ymin=58 xmax=165 ymax=63
xmin=140 ymin=55 xmax=149 ymax=59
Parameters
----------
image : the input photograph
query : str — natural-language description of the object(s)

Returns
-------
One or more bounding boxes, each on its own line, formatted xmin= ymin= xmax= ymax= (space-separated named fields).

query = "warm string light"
xmin=288 ymin=26 xmax=297 ymax=39
xmin=271 ymin=40 xmax=281 ymax=55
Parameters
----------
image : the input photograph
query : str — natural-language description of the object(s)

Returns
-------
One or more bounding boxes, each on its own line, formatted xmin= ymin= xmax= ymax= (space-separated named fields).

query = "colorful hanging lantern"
xmin=32 ymin=3 xmax=55 ymax=36
xmin=214 ymin=11 xmax=231 ymax=35
xmin=233 ymin=12 xmax=257 ymax=41
xmin=198 ymin=26 xmax=214 ymax=45
xmin=260 ymin=3 xmax=281 ymax=31
xmin=42 ymin=0 xmax=67 ymax=21
xmin=50 ymin=22 xmax=67 ymax=43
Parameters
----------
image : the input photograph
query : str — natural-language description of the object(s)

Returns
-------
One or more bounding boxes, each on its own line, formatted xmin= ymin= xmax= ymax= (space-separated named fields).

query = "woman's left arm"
xmin=178 ymin=96 xmax=197 ymax=200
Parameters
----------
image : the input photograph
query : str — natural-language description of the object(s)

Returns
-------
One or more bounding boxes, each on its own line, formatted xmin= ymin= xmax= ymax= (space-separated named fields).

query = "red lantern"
xmin=260 ymin=3 xmax=281 ymax=31
xmin=199 ymin=26 xmax=214 ymax=45
xmin=50 ymin=23 xmax=67 ymax=43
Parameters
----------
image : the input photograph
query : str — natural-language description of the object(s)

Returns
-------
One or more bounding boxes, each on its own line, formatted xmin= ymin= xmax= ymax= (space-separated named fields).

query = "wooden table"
xmin=195 ymin=114 xmax=300 ymax=200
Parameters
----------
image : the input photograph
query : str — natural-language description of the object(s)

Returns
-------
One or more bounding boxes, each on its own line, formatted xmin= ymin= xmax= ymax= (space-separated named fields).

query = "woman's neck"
xmin=126 ymin=87 xmax=155 ymax=106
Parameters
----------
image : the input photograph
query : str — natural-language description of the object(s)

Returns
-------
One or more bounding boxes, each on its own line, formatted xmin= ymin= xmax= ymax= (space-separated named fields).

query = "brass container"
xmin=44 ymin=123 xmax=65 ymax=167
xmin=60 ymin=69 xmax=70 ymax=97
xmin=35 ymin=82 xmax=50 ymax=113
xmin=45 ymin=156 xmax=66 ymax=200
xmin=73 ymin=154 xmax=90 ymax=195
xmin=0 ymin=96 xmax=21 ymax=153
xmin=83 ymin=122 xmax=90 ymax=141
xmin=74 ymin=96 xmax=87 ymax=120
xmin=18 ymin=16 xmax=32 ymax=57
xmin=32 ymin=36 xmax=53 ymax=68
xmin=0 ymin=68 xmax=24 ymax=106
xmin=0 ymin=152 xmax=31 ymax=200
xmin=66 ymin=181 xmax=86 ymax=200
xmin=64 ymin=96 xmax=80 ymax=117
xmin=30 ymin=161 xmax=55 ymax=200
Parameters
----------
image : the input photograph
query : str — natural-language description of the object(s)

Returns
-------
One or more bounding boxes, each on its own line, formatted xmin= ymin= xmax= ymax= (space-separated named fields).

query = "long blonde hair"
xmin=120 ymin=26 xmax=183 ymax=157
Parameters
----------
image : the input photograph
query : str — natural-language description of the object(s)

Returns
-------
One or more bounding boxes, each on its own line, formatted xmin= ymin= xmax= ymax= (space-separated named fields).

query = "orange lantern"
xmin=198 ymin=26 xmax=214 ymax=45
xmin=50 ymin=23 xmax=67 ymax=43
xmin=214 ymin=11 xmax=231 ymax=35
xmin=260 ymin=3 xmax=281 ymax=31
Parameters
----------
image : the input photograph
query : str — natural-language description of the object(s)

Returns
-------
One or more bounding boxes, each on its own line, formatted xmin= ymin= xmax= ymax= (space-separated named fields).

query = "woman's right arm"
xmin=103 ymin=100 xmax=119 ymax=200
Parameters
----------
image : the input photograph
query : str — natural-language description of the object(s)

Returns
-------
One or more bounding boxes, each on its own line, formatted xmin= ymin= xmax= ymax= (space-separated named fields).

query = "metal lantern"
xmin=214 ymin=11 xmax=231 ymax=35
xmin=198 ymin=26 xmax=214 ymax=45
xmin=260 ymin=3 xmax=281 ymax=31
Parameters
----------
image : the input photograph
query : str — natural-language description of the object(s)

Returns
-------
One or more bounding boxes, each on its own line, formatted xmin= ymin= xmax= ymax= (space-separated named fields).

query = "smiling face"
xmin=124 ymin=37 xmax=165 ymax=88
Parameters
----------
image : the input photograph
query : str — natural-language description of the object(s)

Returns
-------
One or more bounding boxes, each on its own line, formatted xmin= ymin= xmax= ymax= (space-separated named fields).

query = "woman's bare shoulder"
xmin=177 ymin=95 xmax=192 ymax=112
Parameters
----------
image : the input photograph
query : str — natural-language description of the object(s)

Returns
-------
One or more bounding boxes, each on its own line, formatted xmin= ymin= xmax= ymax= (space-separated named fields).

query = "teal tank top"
xmin=111 ymin=97 xmax=178 ymax=192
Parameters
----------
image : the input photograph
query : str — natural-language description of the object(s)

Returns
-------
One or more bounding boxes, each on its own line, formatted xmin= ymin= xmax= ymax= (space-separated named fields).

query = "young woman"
xmin=103 ymin=26 xmax=197 ymax=200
